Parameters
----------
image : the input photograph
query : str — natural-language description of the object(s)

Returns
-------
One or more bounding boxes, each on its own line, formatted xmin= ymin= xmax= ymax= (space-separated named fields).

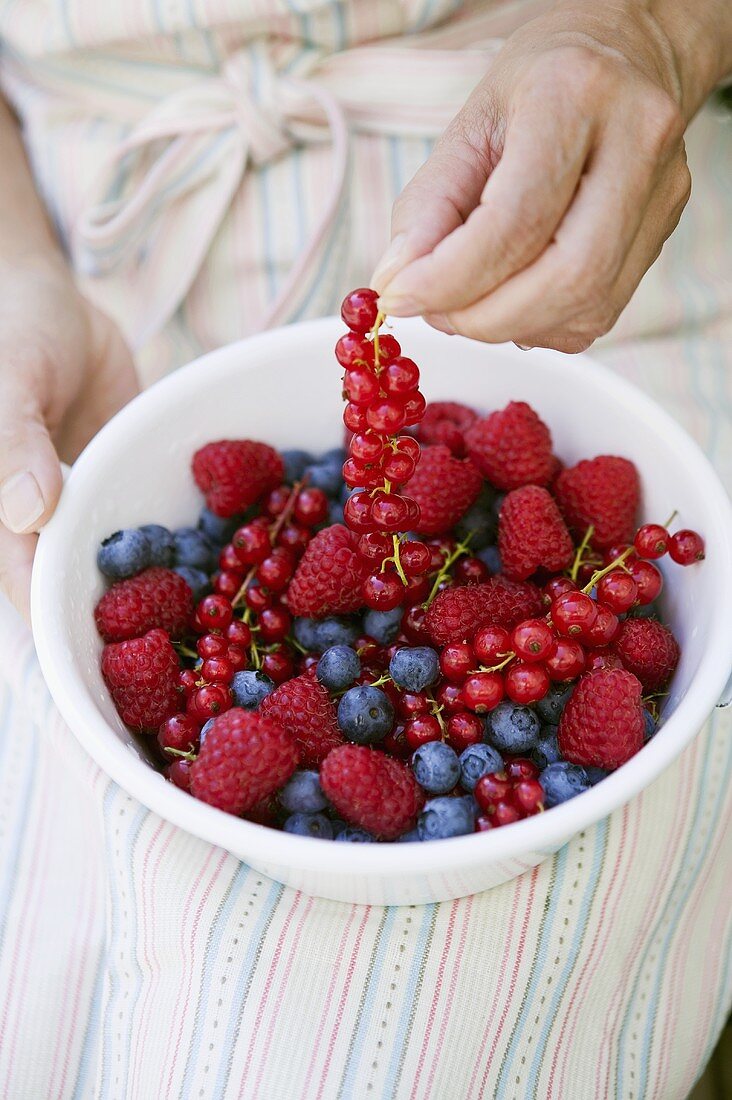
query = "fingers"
xmin=0 ymin=370 xmax=62 ymax=534
xmin=371 ymin=95 xmax=502 ymax=293
xmin=378 ymin=90 xmax=595 ymax=317
xmin=426 ymin=135 xmax=689 ymax=349
xmin=0 ymin=525 xmax=35 ymax=622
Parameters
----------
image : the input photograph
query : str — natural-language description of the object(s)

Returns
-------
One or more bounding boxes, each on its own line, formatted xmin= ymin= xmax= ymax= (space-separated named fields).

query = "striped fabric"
xmin=0 ymin=2 xmax=731 ymax=1097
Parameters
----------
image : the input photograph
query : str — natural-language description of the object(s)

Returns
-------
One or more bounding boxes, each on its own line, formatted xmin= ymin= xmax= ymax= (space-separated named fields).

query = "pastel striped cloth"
xmin=0 ymin=1 xmax=731 ymax=1097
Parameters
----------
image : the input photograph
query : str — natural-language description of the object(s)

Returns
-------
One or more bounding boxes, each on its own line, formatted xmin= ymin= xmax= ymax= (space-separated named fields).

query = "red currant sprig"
xmin=339 ymin=288 xmax=431 ymax=609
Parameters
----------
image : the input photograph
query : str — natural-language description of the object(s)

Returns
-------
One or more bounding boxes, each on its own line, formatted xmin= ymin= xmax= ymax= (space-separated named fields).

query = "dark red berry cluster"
xmin=338 ymin=288 xmax=433 ymax=612
xmin=475 ymin=758 xmax=546 ymax=830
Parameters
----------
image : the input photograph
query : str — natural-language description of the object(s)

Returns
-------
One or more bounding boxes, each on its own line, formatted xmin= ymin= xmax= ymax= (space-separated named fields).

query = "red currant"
xmin=366 ymin=398 xmax=407 ymax=434
xmin=382 ymin=725 xmax=412 ymax=760
xmin=197 ymin=594 xmax=233 ymax=632
xmin=178 ymin=669 xmax=199 ymax=697
xmin=219 ymin=543 xmax=243 ymax=571
xmin=504 ymin=662 xmax=550 ymax=704
xmin=197 ymin=633 xmax=229 ymax=659
xmin=261 ymin=646 xmax=295 ymax=684
xmin=634 ymin=523 xmax=669 ymax=559
xmin=403 ymin=574 xmax=431 ymax=605
xmin=628 ymin=559 xmax=663 ymax=604
xmin=402 ymin=604 xmax=431 ymax=643
xmin=226 ymin=644 xmax=248 ymax=672
xmin=435 ymin=681 xmax=464 ymax=714
xmin=189 ymin=684 xmax=232 ymax=719
xmin=231 ymin=528 xmax=270 ymax=567
xmin=343 ymin=368 xmax=380 ymax=405
xmin=584 ymin=603 xmax=620 ymax=646
xmin=511 ymin=619 xmax=554 ymax=662
xmin=344 ymin=402 xmax=369 ymax=432
xmin=256 ymin=550 xmax=294 ymax=591
xmin=445 ymin=711 xmax=484 ymax=752
xmin=513 ymin=778 xmax=545 ymax=816
xmin=201 ymin=656 xmax=234 ymax=684
xmin=227 ymin=620 xmax=252 ymax=646
xmin=245 ymin=583 xmax=273 ymax=613
xmin=596 ymin=571 xmax=638 ymax=613
xmin=393 ymin=435 xmax=420 ymax=461
xmin=166 ymin=759 xmax=193 ymax=791
xmin=476 ymin=815 xmax=495 ymax=832
xmin=344 ymin=491 xmax=376 ymax=532
xmin=294 ymin=487 xmax=329 ymax=527
xmin=402 ymin=391 xmax=426 ymax=424
xmin=473 ymin=624 xmax=511 ymax=666
xmin=399 ymin=540 xmax=431 ymax=576
xmin=504 ymin=758 xmax=539 ymax=781
xmin=404 ymin=714 xmax=442 ymax=749
xmin=440 ymin=643 xmax=475 ymax=683
xmin=603 ymin=544 xmax=636 ymax=565
xmin=381 ymin=451 xmax=417 ymax=483
xmin=453 ymin=557 xmax=490 ymax=585
xmin=669 ymin=528 xmax=705 ymax=565
xmin=475 ymin=771 xmax=511 ymax=811
xmin=461 ymin=671 xmax=504 ymax=713
xmin=381 ymin=357 xmax=420 ymax=395
xmin=263 ymin=486 xmax=292 ymax=517
xmin=396 ymin=691 xmax=431 ymax=719
xmin=213 ymin=570 xmax=242 ymax=599
xmin=371 ymin=493 xmax=410 ymax=531
xmin=362 ymin=572 xmax=404 ymax=611
xmin=341 ymin=287 xmax=379 ymax=334
xmin=375 ymin=333 xmax=401 ymax=363
xmin=158 ymin=713 xmax=200 ymax=754
xmin=585 ymin=648 xmax=624 ymax=673
xmin=541 ymin=576 xmax=578 ymax=607
xmin=551 ymin=590 xmax=597 ymax=637
xmin=544 ymin=638 xmax=586 ymax=681
xmin=277 ymin=524 xmax=311 ymax=554
xmin=354 ymin=635 xmax=384 ymax=664
xmin=358 ymin=531 xmax=392 ymax=563
xmin=258 ymin=605 xmax=292 ymax=642
xmin=335 ymin=331 xmax=374 ymax=368
xmin=492 ymin=800 xmax=523 ymax=827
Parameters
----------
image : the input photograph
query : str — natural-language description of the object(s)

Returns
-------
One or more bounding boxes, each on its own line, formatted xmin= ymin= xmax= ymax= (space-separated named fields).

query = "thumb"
xmin=0 ymin=371 xmax=63 ymax=535
xmin=371 ymin=95 xmax=501 ymax=294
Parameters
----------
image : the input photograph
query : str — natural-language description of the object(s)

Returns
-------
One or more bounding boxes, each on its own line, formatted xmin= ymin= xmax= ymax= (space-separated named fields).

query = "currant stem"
xmin=372 ymin=311 xmax=385 ymax=369
xmin=570 ymin=525 xmax=595 ymax=583
xmin=165 ymin=746 xmax=198 ymax=761
xmin=663 ymin=510 xmax=678 ymax=529
xmin=391 ymin=534 xmax=409 ymax=586
xmin=422 ymin=537 xmax=473 ymax=610
xmin=581 ymin=545 xmax=635 ymax=594
xmin=469 ymin=652 xmax=515 ymax=675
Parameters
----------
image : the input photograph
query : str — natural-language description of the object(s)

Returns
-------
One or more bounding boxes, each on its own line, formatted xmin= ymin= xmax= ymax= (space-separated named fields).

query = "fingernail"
xmin=424 ymin=313 xmax=456 ymax=336
xmin=514 ymin=343 xmax=534 ymax=352
xmin=371 ymin=233 xmax=409 ymax=294
xmin=0 ymin=471 xmax=45 ymax=533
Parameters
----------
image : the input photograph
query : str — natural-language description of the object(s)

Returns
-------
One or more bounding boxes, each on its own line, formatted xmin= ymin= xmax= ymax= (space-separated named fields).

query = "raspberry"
xmin=424 ymin=576 xmax=543 ymax=645
xmin=286 ymin=524 xmax=368 ymax=617
xmin=101 ymin=628 xmax=180 ymax=729
xmin=558 ymin=668 xmax=644 ymax=770
xmin=259 ymin=668 xmax=344 ymax=767
xmin=464 ymin=401 xmax=554 ymax=490
xmin=320 ymin=745 xmax=424 ymax=839
xmin=94 ymin=567 xmax=193 ymax=643
xmin=192 ymin=440 xmax=284 ymax=517
xmin=554 ymin=456 xmax=640 ymax=550
xmin=498 ymin=485 xmax=574 ymax=581
xmin=416 ymin=401 xmax=478 ymax=456
xmin=613 ymin=618 xmax=680 ymax=690
xmin=403 ymin=445 xmax=482 ymax=535
xmin=190 ymin=709 xmax=299 ymax=815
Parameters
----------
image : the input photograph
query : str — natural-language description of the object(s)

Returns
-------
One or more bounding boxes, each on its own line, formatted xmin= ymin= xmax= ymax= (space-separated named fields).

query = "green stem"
xmin=581 ymin=545 xmax=635 ymax=594
xmin=570 ymin=525 xmax=595 ymax=583
xmin=422 ymin=537 xmax=472 ymax=610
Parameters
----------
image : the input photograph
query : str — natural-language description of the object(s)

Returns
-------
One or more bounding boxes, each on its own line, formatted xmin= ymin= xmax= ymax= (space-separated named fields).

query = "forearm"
xmin=0 ymin=95 xmax=68 ymax=273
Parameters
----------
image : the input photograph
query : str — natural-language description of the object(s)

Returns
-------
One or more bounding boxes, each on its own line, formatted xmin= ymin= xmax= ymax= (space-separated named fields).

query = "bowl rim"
xmin=31 ymin=316 xmax=732 ymax=874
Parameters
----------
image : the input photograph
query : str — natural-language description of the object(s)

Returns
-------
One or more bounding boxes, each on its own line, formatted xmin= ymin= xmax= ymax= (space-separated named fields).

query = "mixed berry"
xmin=93 ymin=289 xmax=705 ymax=843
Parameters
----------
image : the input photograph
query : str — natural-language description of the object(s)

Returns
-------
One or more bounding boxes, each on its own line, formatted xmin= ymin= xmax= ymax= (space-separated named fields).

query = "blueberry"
xmin=643 ymin=708 xmax=657 ymax=741
xmin=329 ymin=502 xmax=345 ymax=525
xmin=303 ymin=462 xmax=343 ymax=497
xmin=335 ymin=826 xmax=375 ymax=843
xmin=535 ymin=684 xmax=574 ymax=725
xmin=138 ymin=524 xmax=175 ymax=567
xmin=389 ymin=646 xmax=440 ymax=692
xmin=476 ymin=545 xmax=502 ymax=574
xmin=173 ymin=527 xmax=217 ymax=571
xmin=283 ymin=812 xmax=333 ymax=839
xmin=199 ymin=718 xmax=216 ymax=744
xmin=197 ymin=507 xmax=242 ymax=546
xmin=540 ymin=761 xmax=591 ymax=807
xmin=487 ymin=702 xmax=540 ymax=754
xmin=293 ymin=616 xmax=360 ymax=653
xmin=231 ymin=670 xmax=275 ymax=709
xmin=280 ymin=770 xmax=328 ymax=814
xmin=363 ymin=607 xmax=403 ymax=645
xmin=97 ymin=529 xmax=151 ymax=579
xmin=454 ymin=486 xmax=498 ymax=550
xmin=397 ymin=829 xmax=422 ymax=843
xmin=281 ymin=449 xmax=314 ymax=483
xmin=412 ymin=741 xmax=461 ymax=794
xmin=337 ymin=685 xmax=394 ymax=744
xmin=418 ymin=796 xmax=475 ymax=840
xmin=458 ymin=743 xmax=503 ymax=791
xmin=173 ymin=566 xmax=210 ymax=602
xmin=585 ymin=766 xmax=608 ymax=785
xmin=317 ymin=645 xmax=361 ymax=691
xmin=533 ymin=727 xmax=561 ymax=770
xmin=320 ymin=446 xmax=347 ymax=466
xmin=491 ymin=493 xmax=506 ymax=520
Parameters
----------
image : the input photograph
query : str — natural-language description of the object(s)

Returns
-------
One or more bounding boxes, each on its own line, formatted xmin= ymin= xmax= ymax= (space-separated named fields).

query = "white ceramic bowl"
xmin=31 ymin=318 xmax=732 ymax=905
